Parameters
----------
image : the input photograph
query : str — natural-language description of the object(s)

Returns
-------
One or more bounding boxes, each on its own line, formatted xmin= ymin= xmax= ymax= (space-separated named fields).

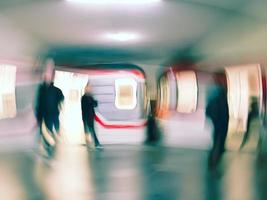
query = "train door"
xmin=225 ymin=64 xmax=262 ymax=151
xmin=53 ymin=67 xmax=147 ymax=145
xmin=54 ymin=70 xmax=88 ymax=144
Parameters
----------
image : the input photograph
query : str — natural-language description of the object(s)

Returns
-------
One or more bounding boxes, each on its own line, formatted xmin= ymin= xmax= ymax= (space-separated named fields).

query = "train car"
xmin=53 ymin=64 xmax=148 ymax=145
xmin=156 ymin=66 xmax=215 ymax=149
xmin=157 ymin=63 xmax=265 ymax=151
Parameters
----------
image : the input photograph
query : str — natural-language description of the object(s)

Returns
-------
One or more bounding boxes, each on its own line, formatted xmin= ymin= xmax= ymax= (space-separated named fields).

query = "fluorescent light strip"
xmin=66 ymin=0 xmax=161 ymax=5
xmin=105 ymin=32 xmax=139 ymax=42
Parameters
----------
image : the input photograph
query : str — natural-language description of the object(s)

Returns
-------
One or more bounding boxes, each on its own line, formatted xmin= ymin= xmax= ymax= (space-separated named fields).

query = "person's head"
xmin=43 ymin=58 xmax=55 ymax=83
xmin=85 ymin=82 xmax=92 ymax=93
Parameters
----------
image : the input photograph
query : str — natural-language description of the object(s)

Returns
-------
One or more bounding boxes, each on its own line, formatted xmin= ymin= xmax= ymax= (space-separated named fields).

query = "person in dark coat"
xmin=35 ymin=59 xmax=64 ymax=155
xmin=145 ymin=100 xmax=161 ymax=144
xmin=206 ymin=85 xmax=229 ymax=170
xmin=81 ymin=82 xmax=101 ymax=148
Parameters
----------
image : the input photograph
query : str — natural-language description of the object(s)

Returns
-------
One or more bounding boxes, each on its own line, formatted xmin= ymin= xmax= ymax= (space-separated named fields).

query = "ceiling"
xmin=1 ymin=0 xmax=267 ymax=66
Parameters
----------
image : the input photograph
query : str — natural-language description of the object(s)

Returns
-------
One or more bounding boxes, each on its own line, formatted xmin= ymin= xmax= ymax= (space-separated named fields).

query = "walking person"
xmin=35 ymin=59 xmax=64 ymax=156
xmin=81 ymin=82 xmax=102 ymax=149
xmin=206 ymin=85 xmax=229 ymax=170
xmin=145 ymin=100 xmax=161 ymax=145
xmin=240 ymin=97 xmax=259 ymax=149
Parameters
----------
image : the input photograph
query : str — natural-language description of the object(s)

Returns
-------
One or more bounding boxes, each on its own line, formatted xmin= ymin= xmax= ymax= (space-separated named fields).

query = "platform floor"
xmin=0 ymin=144 xmax=266 ymax=200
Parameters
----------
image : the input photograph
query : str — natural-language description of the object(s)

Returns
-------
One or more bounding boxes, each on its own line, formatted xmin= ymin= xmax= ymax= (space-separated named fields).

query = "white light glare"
xmin=105 ymin=32 xmax=140 ymax=42
xmin=66 ymin=0 xmax=161 ymax=5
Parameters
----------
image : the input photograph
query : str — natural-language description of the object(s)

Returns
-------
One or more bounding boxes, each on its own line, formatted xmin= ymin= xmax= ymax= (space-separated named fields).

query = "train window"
xmin=0 ymin=64 xmax=17 ymax=119
xmin=115 ymin=78 xmax=137 ymax=110
xmin=176 ymin=71 xmax=198 ymax=113
xmin=157 ymin=75 xmax=170 ymax=117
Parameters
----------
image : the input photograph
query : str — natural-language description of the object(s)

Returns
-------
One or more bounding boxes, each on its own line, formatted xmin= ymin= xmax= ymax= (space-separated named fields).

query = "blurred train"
xmin=53 ymin=64 xmax=148 ymax=144
xmin=156 ymin=63 xmax=267 ymax=151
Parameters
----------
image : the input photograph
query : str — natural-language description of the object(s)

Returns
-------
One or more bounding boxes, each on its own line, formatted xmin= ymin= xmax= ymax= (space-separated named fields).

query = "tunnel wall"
xmin=0 ymin=16 xmax=42 ymax=149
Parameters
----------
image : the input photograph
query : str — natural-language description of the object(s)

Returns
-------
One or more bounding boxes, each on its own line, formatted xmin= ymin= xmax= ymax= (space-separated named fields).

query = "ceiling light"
xmin=65 ymin=0 xmax=161 ymax=5
xmin=105 ymin=32 xmax=140 ymax=42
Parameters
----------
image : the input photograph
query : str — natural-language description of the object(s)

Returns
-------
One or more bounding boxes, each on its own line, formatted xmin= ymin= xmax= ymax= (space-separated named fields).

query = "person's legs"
xmin=146 ymin=117 xmax=155 ymax=143
xmin=53 ymin=117 xmax=60 ymax=133
xmin=210 ymin=127 xmax=227 ymax=170
xmin=220 ymin=128 xmax=228 ymax=153
xmin=83 ymin=121 xmax=92 ymax=145
xmin=35 ymin=124 xmax=42 ymax=147
xmin=240 ymin=115 xmax=253 ymax=149
xmin=52 ymin=117 xmax=61 ymax=144
xmin=88 ymin=123 xmax=100 ymax=147
xmin=208 ymin=127 xmax=222 ymax=170
xmin=44 ymin=119 xmax=53 ymax=133
xmin=35 ymin=123 xmax=46 ymax=153
xmin=44 ymin=118 xmax=59 ymax=142
xmin=42 ymin=119 xmax=55 ymax=156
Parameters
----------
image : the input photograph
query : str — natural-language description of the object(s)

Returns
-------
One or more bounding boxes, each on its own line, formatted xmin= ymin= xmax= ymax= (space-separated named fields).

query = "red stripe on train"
xmin=94 ymin=115 xmax=147 ymax=129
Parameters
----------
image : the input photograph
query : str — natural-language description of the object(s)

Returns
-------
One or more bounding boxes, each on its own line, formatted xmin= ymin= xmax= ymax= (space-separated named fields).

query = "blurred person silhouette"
xmin=35 ymin=59 xmax=64 ymax=156
xmin=206 ymin=84 xmax=229 ymax=170
xmin=145 ymin=100 xmax=161 ymax=145
xmin=81 ymin=82 xmax=102 ymax=149
xmin=240 ymin=97 xmax=259 ymax=149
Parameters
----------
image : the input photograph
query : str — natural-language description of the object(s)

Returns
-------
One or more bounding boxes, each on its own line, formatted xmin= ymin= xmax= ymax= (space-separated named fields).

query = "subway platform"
xmin=0 ymin=144 xmax=266 ymax=200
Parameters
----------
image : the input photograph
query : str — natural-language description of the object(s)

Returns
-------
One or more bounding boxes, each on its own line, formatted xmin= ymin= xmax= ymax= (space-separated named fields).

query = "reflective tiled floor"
xmin=0 ymin=144 xmax=266 ymax=200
